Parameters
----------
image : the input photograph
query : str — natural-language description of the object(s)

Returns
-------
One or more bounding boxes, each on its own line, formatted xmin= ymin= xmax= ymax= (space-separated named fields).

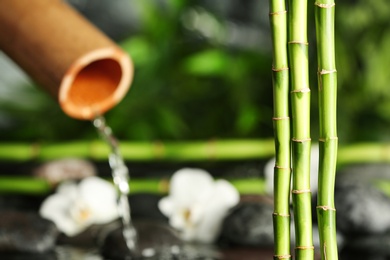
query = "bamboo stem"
xmin=0 ymin=139 xmax=274 ymax=162
xmin=288 ymin=0 xmax=314 ymax=258
xmin=0 ymin=140 xmax=388 ymax=164
xmin=269 ymin=0 xmax=292 ymax=258
xmin=315 ymin=0 xmax=338 ymax=259
xmin=0 ymin=176 xmax=265 ymax=195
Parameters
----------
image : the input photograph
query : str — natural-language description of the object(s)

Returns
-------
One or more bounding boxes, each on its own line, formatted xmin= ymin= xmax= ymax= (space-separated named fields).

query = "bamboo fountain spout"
xmin=0 ymin=0 xmax=133 ymax=120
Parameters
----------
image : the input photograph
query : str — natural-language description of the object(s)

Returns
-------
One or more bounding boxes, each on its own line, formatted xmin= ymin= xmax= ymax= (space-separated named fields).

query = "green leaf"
xmin=235 ymin=105 xmax=259 ymax=135
xmin=120 ymin=36 xmax=155 ymax=66
xmin=183 ymin=49 xmax=230 ymax=76
xmin=156 ymin=107 xmax=188 ymax=138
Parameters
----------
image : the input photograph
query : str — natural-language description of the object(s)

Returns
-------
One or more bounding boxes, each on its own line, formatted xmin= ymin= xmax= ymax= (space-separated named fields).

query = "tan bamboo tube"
xmin=0 ymin=0 xmax=133 ymax=120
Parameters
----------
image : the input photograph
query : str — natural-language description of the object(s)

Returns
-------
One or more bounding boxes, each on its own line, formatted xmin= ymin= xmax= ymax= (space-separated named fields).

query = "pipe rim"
xmin=59 ymin=47 xmax=133 ymax=120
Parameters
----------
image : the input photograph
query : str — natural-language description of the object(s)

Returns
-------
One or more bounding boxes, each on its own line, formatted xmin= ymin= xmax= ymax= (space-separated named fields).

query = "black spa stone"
xmin=0 ymin=210 xmax=59 ymax=253
xmin=342 ymin=230 xmax=390 ymax=257
xmin=219 ymin=202 xmax=274 ymax=247
xmin=334 ymin=163 xmax=390 ymax=236
xmin=101 ymin=220 xmax=221 ymax=259
xmin=337 ymin=163 xmax=390 ymax=185
xmin=335 ymin=183 xmax=390 ymax=235
xmin=0 ymin=195 xmax=45 ymax=212
xmin=0 ymin=250 xmax=58 ymax=260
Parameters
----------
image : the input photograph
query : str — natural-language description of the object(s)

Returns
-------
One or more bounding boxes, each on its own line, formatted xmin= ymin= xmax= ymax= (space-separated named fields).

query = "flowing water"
xmin=93 ymin=116 xmax=139 ymax=254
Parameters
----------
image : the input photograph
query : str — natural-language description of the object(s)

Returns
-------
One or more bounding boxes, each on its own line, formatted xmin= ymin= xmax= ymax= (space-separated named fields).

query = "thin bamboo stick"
xmin=0 ymin=139 xmax=275 ymax=162
xmin=0 ymin=141 xmax=388 ymax=164
xmin=0 ymin=176 xmax=265 ymax=195
xmin=314 ymin=0 xmax=338 ymax=259
xmin=288 ymin=0 xmax=314 ymax=258
xmin=269 ymin=0 xmax=292 ymax=258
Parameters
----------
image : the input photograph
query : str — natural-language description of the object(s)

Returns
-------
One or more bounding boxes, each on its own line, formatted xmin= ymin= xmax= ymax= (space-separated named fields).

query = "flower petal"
xmin=78 ymin=176 xmax=119 ymax=223
xmin=39 ymin=193 xmax=84 ymax=236
xmin=169 ymin=168 xmax=214 ymax=207
xmin=158 ymin=196 xmax=175 ymax=217
xmin=56 ymin=181 xmax=78 ymax=198
xmin=40 ymin=176 xmax=120 ymax=236
xmin=157 ymin=168 xmax=241 ymax=244
xmin=213 ymin=179 xmax=240 ymax=208
xmin=169 ymin=210 xmax=187 ymax=230
xmin=186 ymin=180 xmax=239 ymax=243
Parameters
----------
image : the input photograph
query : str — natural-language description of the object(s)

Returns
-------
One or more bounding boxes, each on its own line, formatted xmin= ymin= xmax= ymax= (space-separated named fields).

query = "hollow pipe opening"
xmin=59 ymin=48 xmax=132 ymax=120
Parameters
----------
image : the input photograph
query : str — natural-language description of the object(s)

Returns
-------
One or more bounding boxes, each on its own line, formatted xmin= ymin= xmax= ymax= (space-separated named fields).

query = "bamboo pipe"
xmin=0 ymin=0 xmax=133 ymax=120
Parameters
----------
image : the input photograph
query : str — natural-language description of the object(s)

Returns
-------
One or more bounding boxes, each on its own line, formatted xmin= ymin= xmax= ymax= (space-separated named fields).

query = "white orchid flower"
xmin=158 ymin=168 xmax=240 ymax=243
xmin=39 ymin=176 xmax=119 ymax=237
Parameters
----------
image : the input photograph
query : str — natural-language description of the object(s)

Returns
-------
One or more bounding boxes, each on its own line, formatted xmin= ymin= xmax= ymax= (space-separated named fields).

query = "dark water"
xmin=1 ymin=247 xmax=387 ymax=260
xmin=0 ymin=245 xmax=274 ymax=260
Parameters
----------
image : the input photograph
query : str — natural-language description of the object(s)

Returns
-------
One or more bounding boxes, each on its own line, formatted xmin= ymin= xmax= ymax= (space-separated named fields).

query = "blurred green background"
xmin=0 ymin=0 xmax=389 ymax=144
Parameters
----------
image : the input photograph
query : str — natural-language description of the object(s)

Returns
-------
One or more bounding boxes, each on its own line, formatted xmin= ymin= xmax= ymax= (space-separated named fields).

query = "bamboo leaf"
xmin=183 ymin=49 xmax=230 ymax=76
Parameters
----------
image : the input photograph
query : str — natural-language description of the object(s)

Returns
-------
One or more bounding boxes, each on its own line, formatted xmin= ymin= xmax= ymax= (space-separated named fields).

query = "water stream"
xmin=92 ymin=115 xmax=139 ymax=253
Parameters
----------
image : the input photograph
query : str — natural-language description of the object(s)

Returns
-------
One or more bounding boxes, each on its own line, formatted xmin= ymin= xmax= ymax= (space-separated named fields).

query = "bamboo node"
xmin=273 ymin=212 xmax=290 ymax=217
xmin=292 ymin=138 xmax=311 ymax=143
xmin=315 ymin=2 xmax=336 ymax=8
xmin=153 ymin=141 xmax=165 ymax=158
xmin=318 ymin=69 xmax=337 ymax=75
xmin=274 ymin=254 xmax=292 ymax=259
xmin=206 ymin=139 xmax=217 ymax=160
xmin=272 ymin=116 xmax=290 ymax=121
xmin=292 ymin=189 xmax=311 ymax=194
xmin=291 ymin=88 xmax=310 ymax=93
xmin=295 ymin=246 xmax=315 ymax=250
xmin=288 ymin=41 xmax=309 ymax=45
xmin=32 ymin=143 xmax=41 ymax=159
xmin=272 ymin=67 xmax=289 ymax=72
xmin=316 ymin=205 xmax=336 ymax=211
xmin=319 ymin=137 xmax=338 ymax=142
xmin=269 ymin=10 xmax=287 ymax=16
xmin=323 ymin=243 xmax=327 ymax=260
xmin=275 ymin=165 xmax=291 ymax=170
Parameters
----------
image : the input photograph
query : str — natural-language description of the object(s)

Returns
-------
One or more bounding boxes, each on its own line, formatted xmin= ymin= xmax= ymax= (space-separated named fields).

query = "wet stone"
xmin=101 ymin=220 xmax=221 ymax=259
xmin=34 ymin=158 xmax=96 ymax=186
xmin=219 ymin=202 xmax=274 ymax=247
xmin=0 ymin=195 xmax=45 ymax=212
xmin=335 ymin=183 xmax=390 ymax=235
xmin=340 ymin=250 xmax=390 ymax=260
xmin=57 ymin=220 xmax=122 ymax=249
xmin=0 ymin=210 xmax=59 ymax=253
xmin=337 ymin=163 xmax=390 ymax=185
xmin=129 ymin=194 xmax=168 ymax=221
xmin=0 ymin=250 xmax=58 ymax=260
xmin=342 ymin=231 xmax=390 ymax=257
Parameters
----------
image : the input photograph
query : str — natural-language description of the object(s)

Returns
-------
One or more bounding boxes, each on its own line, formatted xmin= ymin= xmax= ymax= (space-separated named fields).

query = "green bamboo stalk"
xmin=0 ymin=176 xmax=266 ymax=195
xmin=0 ymin=139 xmax=275 ymax=162
xmin=315 ymin=1 xmax=338 ymax=259
xmin=0 ymin=141 xmax=389 ymax=164
xmin=269 ymin=0 xmax=292 ymax=259
xmin=337 ymin=143 xmax=390 ymax=165
xmin=0 ymin=177 xmax=51 ymax=194
xmin=288 ymin=0 xmax=314 ymax=259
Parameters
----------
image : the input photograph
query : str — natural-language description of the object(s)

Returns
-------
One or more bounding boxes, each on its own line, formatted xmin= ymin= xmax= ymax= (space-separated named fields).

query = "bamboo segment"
xmin=269 ymin=0 xmax=292 ymax=259
xmin=288 ymin=0 xmax=314 ymax=259
xmin=0 ymin=140 xmax=387 ymax=164
xmin=0 ymin=139 xmax=275 ymax=162
xmin=0 ymin=176 xmax=266 ymax=195
xmin=315 ymin=1 xmax=339 ymax=259
xmin=0 ymin=0 xmax=133 ymax=120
